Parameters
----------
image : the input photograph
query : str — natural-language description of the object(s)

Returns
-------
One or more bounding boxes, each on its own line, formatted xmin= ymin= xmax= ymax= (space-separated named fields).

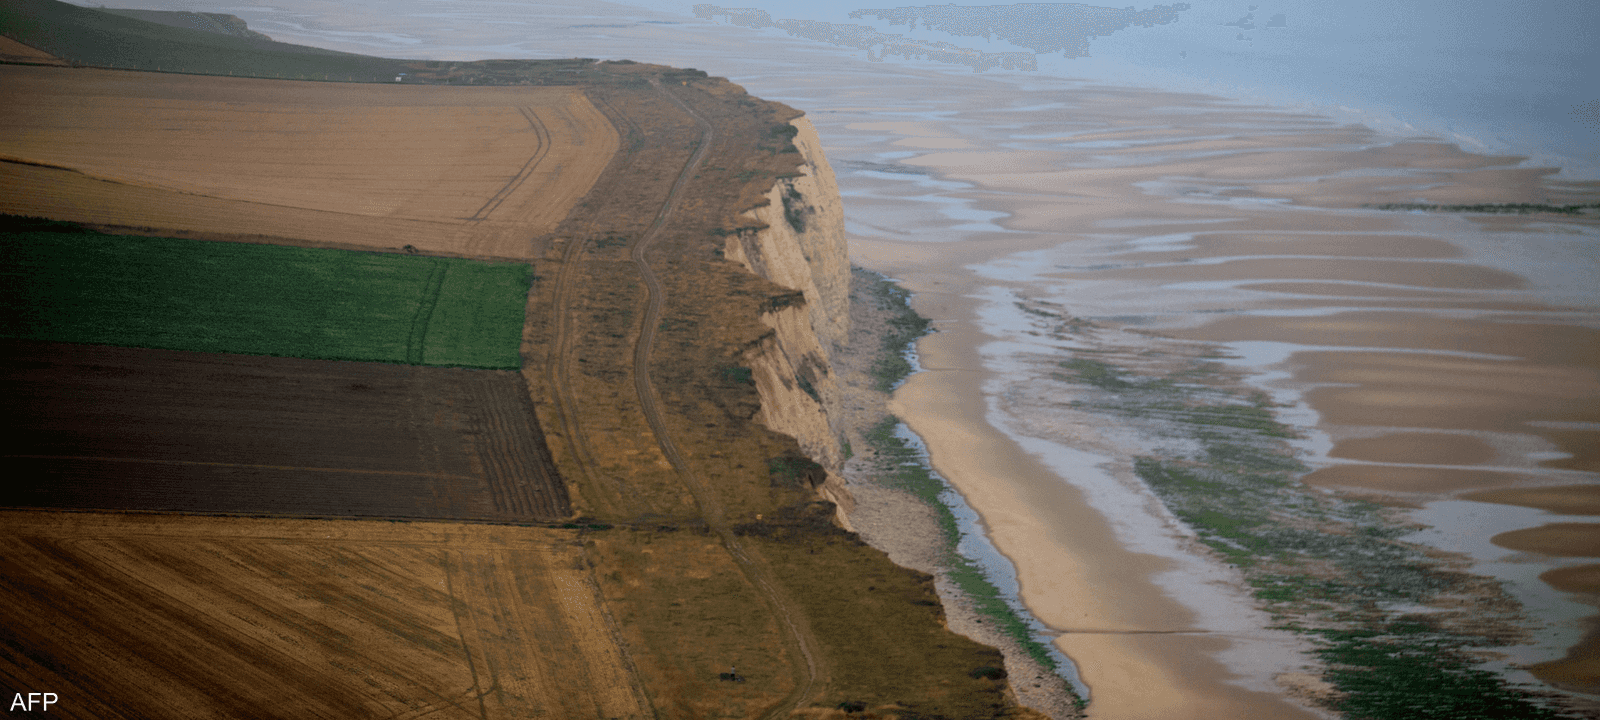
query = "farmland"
xmin=0 ymin=64 xmax=617 ymax=259
xmin=1 ymin=340 xmax=568 ymax=521
xmin=0 ymin=512 xmax=647 ymax=719
xmin=0 ymin=221 xmax=528 ymax=368
xmin=0 ymin=5 xmax=1053 ymax=715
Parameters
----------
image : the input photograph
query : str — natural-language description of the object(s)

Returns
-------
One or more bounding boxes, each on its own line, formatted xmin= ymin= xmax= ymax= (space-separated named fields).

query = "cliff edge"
xmin=723 ymin=116 xmax=857 ymax=518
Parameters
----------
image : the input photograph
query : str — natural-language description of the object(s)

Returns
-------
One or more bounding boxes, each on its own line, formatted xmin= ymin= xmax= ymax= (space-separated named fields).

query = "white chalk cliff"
xmin=722 ymin=116 xmax=855 ymax=520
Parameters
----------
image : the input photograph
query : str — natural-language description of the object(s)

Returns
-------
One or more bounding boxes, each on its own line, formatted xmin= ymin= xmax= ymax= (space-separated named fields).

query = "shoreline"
xmin=829 ymin=267 xmax=1084 ymax=718
xmin=866 ymin=272 xmax=1332 ymax=719
xmin=828 ymin=265 xmax=1338 ymax=718
xmin=820 ymin=73 xmax=1600 ymax=717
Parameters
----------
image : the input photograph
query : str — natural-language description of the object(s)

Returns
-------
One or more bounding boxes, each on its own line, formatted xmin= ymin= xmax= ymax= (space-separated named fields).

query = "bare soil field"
xmin=0 ymin=511 xmax=648 ymax=719
xmin=0 ymin=340 xmax=568 ymax=521
xmin=0 ymin=64 xmax=617 ymax=259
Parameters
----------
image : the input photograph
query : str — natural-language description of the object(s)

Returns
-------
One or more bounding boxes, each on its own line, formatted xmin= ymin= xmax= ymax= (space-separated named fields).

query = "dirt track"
xmin=510 ymin=65 xmax=1034 ymax=716
xmin=1 ymin=340 xmax=568 ymax=521
xmin=0 ymin=512 xmax=648 ymax=719
xmin=0 ymin=64 xmax=616 ymax=259
xmin=626 ymin=80 xmax=823 ymax=718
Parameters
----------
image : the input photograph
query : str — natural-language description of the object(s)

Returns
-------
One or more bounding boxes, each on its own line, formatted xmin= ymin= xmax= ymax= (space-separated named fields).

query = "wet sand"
xmin=825 ymin=70 xmax=1600 ymax=712
xmin=884 ymin=291 xmax=1326 ymax=719
xmin=867 ymin=87 xmax=1599 ymax=705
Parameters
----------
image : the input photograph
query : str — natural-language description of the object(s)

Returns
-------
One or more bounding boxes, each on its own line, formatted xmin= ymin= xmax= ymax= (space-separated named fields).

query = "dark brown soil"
xmin=0 ymin=340 xmax=568 ymax=521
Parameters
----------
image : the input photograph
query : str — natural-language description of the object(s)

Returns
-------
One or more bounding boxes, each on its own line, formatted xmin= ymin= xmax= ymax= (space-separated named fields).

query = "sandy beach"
xmin=829 ymin=74 xmax=1600 ymax=713
xmin=880 ymin=298 xmax=1327 ymax=719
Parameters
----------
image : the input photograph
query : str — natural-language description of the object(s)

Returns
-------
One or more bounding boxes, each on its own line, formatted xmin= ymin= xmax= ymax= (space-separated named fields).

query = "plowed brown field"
xmin=0 ymin=64 xmax=616 ymax=259
xmin=0 ymin=511 xmax=649 ymax=719
xmin=0 ymin=340 xmax=568 ymax=521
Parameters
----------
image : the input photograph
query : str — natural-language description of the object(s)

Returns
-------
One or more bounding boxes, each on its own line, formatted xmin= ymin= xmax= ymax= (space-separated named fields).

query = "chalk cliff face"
xmin=723 ymin=116 xmax=854 ymax=516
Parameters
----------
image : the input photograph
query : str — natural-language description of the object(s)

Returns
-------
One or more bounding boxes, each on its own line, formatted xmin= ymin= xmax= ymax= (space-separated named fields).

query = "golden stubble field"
xmin=0 ymin=511 xmax=650 ymax=719
xmin=0 ymin=64 xmax=617 ymax=259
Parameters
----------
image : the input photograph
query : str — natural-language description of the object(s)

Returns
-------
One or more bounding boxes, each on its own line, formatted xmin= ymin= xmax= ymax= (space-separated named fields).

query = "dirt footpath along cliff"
xmin=500 ymin=59 xmax=1051 ymax=717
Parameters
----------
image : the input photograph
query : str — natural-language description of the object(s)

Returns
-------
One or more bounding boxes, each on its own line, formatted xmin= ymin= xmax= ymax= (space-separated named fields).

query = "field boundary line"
xmin=0 ymin=522 xmax=586 ymax=550
xmin=576 ymin=544 xmax=658 ymax=719
xmin=629 ymin=80 xmax=824 ymax=719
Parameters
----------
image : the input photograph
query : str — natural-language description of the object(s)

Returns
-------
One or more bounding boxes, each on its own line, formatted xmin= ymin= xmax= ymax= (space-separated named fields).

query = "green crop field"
xmin=0 ymin=222 xmax=529 ymax=368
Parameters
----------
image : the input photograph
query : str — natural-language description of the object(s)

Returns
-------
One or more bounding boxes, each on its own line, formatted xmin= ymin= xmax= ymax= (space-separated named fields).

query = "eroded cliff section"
xmin=723 ymin=116 xmax=856 ymax=513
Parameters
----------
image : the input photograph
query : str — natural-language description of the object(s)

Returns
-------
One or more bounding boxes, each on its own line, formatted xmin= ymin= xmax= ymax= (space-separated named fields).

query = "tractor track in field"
xmin=467 ymin=105 xmax=551 ymax=223
xmin=405 ymin=258 xmax=447 ymax=365
xmin=546 ymin=227 xmax=606 ymax=512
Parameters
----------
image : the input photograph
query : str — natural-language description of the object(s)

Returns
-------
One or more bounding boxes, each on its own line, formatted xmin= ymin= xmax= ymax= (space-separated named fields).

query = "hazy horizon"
xmin=667 ymin=0 xmax=1600 ymax=181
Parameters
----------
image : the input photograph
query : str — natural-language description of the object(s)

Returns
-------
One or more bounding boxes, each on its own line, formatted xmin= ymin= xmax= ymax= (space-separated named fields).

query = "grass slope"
xmin=97 ymin=9 xmax=272 ymax=41
xmin=0 ymin=0 xmax=405 ymax=80
xmin=0 ymin=219 xmax=528 ymax=367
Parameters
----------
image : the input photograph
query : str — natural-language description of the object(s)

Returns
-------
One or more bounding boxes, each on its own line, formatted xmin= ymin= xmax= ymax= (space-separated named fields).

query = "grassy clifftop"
xmin=1 ymin=0 xmax=402 ymax=78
